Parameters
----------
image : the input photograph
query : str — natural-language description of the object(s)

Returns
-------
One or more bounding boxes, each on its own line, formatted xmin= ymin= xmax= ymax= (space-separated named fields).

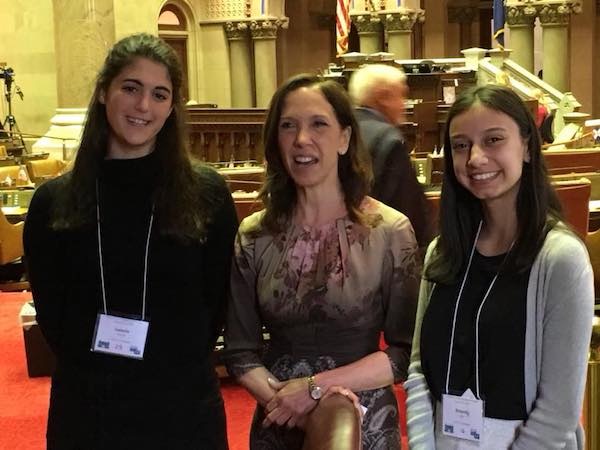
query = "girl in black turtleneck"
xmin=23 ymin=33 xmax=237 ymax=450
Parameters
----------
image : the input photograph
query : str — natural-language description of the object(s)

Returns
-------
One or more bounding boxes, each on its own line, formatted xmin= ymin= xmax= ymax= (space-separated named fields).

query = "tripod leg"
xmin=11 ymin=118 xmax=26 ymax=151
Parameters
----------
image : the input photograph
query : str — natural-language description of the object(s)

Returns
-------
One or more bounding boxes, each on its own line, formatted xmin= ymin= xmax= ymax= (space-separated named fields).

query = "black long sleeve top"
xmin=420 ymin=250 xmax=529 ymax=420
xmin=23 ymin=152 xmax=238 ymax=447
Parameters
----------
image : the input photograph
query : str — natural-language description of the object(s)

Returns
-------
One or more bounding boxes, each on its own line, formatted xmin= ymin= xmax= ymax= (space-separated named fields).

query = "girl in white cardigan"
xmin=405 ymin=85 xmax=594 ymax=449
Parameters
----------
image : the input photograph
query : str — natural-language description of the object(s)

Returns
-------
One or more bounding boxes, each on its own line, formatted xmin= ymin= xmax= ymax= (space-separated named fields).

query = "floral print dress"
xmin=223 ymin=198 xmax=421 ymax=450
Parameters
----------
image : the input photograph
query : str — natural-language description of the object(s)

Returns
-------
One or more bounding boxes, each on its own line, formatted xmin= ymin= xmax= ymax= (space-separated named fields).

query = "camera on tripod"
xmin=0 ymin=64 xmax=26 ymax=148
xmin=0 ymin=67 xmax=15 ymax=85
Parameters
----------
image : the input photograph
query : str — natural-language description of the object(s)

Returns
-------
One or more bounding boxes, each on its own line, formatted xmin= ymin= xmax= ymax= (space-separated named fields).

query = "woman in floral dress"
xmin=223 ymin=74 xmax=421 ymax=449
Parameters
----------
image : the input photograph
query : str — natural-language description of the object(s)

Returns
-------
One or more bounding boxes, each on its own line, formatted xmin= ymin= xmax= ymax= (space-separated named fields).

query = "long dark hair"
xmin=425 ymin=85 xmax=563 ymax=283
xmin=259 ymin=74 xmax=373 ymax=233
xmin=52 ymin=33 xmax=221 ymax=241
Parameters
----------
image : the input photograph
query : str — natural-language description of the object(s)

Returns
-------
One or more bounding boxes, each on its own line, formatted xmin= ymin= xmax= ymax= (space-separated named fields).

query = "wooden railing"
xmin=185 ymin=103 xmax=455 ymax=163
xmin=186 ymin=107 xmax=265 ymax=164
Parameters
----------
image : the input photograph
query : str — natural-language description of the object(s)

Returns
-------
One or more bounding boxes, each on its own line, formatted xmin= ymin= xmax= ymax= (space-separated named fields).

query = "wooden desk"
xmin=232 ymin=191 xmax=261 ymax=222
xmin=0 ymin=188 xmax=35 ymax=209
xmin=2 ymin=206 xmax=28 ymax=216
xmin=2 ymin=207 xmax=27 ymax=223
xmin=219 ymin=166 xmax=264 ymax=193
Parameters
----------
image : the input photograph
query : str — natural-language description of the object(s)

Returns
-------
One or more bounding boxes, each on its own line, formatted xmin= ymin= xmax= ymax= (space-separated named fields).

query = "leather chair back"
xmin=553 ymin=178 xmax=591 ymax=240
xmin=26 ymin=158 xmax=66 ymax=185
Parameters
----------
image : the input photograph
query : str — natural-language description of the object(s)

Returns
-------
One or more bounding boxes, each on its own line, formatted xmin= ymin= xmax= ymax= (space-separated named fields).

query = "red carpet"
xmin=0 ymin=292 xmax=255 ymax=450
xmin=0 ymin=292 xmax=49 ymax=450
xmin=0 ymin=292 xmax=406 ymax=449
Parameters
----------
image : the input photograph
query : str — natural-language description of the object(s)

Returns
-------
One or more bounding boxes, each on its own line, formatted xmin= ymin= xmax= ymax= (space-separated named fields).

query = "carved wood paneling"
xmin=186 ymin=107 xmax=266 ymax=165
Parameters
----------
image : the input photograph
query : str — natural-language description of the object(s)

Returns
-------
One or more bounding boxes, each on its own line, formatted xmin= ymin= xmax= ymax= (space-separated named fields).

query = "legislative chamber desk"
xmin=0 ymin=188 xmax=34 ymax=223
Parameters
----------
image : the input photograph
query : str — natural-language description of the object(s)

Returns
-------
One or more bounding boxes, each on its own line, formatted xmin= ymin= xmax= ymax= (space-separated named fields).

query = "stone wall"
xmin=0 ymin=0 xmax=57 ymax=137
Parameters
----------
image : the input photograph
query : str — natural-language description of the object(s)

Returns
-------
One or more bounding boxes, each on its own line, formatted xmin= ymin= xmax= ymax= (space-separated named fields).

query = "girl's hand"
xmin=322 ymin=385 xmax=365 ymax=421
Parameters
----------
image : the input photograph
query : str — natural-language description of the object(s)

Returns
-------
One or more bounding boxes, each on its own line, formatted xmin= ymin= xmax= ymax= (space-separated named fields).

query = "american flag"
xmin=336 ymin=0 xmax=351 ymax=55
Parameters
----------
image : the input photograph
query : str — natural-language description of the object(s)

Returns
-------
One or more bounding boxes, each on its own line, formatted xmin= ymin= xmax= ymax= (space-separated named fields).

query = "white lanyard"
xmin=444 ymin=220 xmax=511 ymax=400
xmin=96 ymin=180 xmax=154 ymax=319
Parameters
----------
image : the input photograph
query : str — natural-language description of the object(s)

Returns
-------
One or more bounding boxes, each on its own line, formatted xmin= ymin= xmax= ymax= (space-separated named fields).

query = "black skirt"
xmin=46 ymin=363 xmax=228 ymax=450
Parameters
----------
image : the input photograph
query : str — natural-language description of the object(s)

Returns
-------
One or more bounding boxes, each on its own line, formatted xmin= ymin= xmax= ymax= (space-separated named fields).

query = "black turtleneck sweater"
xmin=24 ymin=152 xmax=237 ymax=449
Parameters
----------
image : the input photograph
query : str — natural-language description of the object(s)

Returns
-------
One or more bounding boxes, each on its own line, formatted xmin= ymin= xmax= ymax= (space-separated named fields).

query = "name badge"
xmin=91 ymin=313 xmax=149 ymax=359
xmin=442 ymin=389 xmax=484 ymax=442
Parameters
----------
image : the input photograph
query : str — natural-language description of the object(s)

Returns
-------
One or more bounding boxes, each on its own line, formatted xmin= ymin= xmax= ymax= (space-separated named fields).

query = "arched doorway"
xmin=158 ymin=3 xmax=190 ymax=101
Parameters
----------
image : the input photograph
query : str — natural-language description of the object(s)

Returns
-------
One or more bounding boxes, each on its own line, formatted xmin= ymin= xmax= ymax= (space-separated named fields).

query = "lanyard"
xmin=96 ymin=180 xmax=154 ymax=319
xmin=444 ymin=220 xmax=512 ymax=400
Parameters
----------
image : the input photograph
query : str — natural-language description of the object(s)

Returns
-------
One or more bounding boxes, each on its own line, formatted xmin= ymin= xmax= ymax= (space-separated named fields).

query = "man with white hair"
xmin=349 ymin=64 xmax=431 ymax=248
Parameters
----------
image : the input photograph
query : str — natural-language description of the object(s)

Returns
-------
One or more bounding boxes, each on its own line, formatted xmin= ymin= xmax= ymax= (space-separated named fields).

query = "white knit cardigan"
xmin=405 ymin=227 xmax=594 ymax=449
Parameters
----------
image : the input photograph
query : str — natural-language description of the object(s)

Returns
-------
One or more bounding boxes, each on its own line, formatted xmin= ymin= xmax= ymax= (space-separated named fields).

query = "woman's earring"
xmin=338 ymin=147 xmax=348 ymax=155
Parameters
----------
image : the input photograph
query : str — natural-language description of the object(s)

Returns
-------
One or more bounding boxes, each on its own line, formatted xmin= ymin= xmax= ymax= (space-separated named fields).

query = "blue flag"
xmin=493 ymin=0 xmax=505 ymax=46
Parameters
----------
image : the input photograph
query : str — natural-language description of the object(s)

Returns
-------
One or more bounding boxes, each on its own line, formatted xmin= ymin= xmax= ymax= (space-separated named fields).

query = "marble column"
xmin=383 ymin=9 xmax=425 ymax=59
xmin=506 ymin=3 xmax=537 ymax=73
xmin=538 ymin=1 xmax=581 ymax=92
xmin=353 ymin=14 xmax=383 ymax=54
xmin=447 ymin=6 xmax=477 ymax=54
xmin=422 ymin=0 xmax=448 ymax=58
xmin=225 ymin=21 xmax=253 ymax=108
xmin=250 ymin=18 xmax=288 ymax=108
xmin=52 ymin=0 xmax=115 ymax=108
xmin=34 ymin=0 xmax=116 ymax=159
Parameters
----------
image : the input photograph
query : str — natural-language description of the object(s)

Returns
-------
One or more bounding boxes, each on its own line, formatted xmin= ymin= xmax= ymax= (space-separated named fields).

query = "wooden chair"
xmin=553 ymin=178 xmax=592 ymax=240
xmin=422 ymin=178 xmax=591 ymax=240
xmin=425 ymin=192 xmax=441 ymax=235
xmin=302 ymin=392 xmax=362 ymax=450
xmin=0 ymin=208 xmax=28 ymax=291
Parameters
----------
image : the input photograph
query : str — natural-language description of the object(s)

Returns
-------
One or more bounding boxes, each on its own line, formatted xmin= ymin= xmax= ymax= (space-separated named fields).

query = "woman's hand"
xmin=262 ymin=377 xmax=318 ymax=429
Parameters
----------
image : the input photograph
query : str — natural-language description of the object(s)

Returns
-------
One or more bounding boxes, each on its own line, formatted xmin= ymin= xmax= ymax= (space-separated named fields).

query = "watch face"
xmin=310 ymin=385 xmax=322 ymax=400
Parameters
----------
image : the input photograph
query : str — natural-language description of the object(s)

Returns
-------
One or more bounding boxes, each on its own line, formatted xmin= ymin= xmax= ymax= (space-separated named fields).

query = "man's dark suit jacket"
xmin=355 ymin=107 xmax=432 ymax=248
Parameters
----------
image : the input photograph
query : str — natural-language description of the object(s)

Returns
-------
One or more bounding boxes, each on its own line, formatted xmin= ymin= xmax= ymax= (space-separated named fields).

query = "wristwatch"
xmin=307 ymin=375 xmax=322 ymax=401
